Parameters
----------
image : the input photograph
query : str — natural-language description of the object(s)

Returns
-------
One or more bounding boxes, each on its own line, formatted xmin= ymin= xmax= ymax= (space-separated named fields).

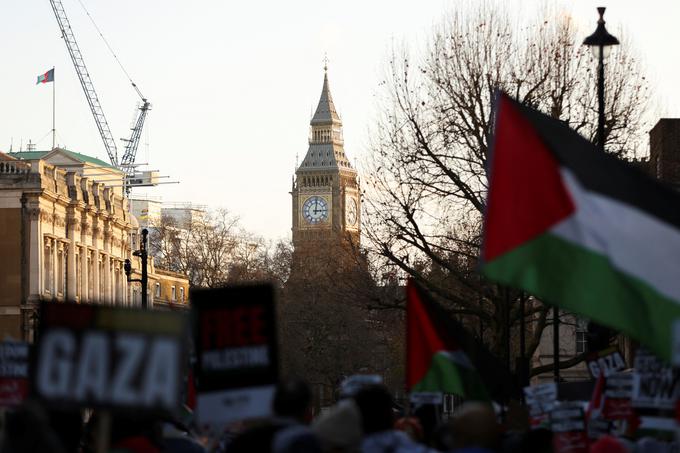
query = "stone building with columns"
xmin=0 ymin=148 xmax=189 ymax=341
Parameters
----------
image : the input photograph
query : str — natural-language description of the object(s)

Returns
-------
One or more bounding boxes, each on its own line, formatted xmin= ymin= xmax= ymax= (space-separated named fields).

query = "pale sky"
xmin=1 ymin=1 xmax=679 ymax=240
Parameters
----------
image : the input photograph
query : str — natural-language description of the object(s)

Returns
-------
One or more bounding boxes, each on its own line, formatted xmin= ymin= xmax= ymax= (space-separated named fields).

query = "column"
xmin=81 ymin=247 xmax=88 ymax=303
xmin=93 ymin=252 xmax=100 ymax=302
xmin=103 ymin=255 xmax=111 ymax=303
xmin=92 ymin=219 xmax=100 ymax=302
xmin=52 ymin=239 xmax=58 ymax=296
xmin=111 ymin=261 xmax=117 ymax=305
xmin=66 ymin=219 xmax=77 ymax=300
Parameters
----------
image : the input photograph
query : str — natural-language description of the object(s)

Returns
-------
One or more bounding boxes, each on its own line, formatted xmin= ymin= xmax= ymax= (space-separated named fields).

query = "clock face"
xmin=346 ymin=197 xmax=358 ymax=226
xmin=302 ymin=196 xmax=329 ymax=224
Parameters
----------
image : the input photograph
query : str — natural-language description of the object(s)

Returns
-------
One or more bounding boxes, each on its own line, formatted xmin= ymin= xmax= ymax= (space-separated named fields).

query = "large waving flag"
xmin=482 ymin=92 xmax=680 ymax=362
xmin=406 ymin=278 xmax=515 ymax=402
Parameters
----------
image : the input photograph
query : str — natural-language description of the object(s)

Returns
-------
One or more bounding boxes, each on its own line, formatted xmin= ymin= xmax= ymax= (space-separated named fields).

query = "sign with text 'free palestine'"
xmin=0 ymin=341 xmax=29 ymax=407
xmin=192 ymin=284 xmax=279 ymax=426
xmin=32 ymin=302 xmax=188 ymax=413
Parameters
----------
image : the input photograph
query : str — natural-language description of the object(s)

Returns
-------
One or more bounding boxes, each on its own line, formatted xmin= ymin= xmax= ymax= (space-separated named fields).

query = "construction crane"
xmin=120 ymin=98 xmax=151 ymax=174
xmin=48 ymin=0 xmax=150 ymax=190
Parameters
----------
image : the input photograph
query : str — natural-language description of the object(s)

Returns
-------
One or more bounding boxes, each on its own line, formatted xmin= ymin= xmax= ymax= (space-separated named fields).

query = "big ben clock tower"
xmin=291 ymin=65 xmax=360 ymax=255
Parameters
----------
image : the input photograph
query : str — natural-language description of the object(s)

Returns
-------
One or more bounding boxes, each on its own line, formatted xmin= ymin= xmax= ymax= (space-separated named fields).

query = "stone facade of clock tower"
xmin=291 ymin=67 xmax=360 ymax=255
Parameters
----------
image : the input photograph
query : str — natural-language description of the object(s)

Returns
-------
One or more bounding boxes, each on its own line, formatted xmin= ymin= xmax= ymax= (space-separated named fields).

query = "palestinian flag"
xmin=483 ymin=92 xmax=680 ymax=362
xmin=36 ymin=68 xmax=54 ymax=85
xmin=406 ymin=278 xmax=515 ymax=402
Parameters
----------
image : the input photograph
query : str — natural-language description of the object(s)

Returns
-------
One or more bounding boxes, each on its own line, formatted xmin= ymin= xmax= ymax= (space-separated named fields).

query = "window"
xmin=171 ymin=286 xmax=176 ymax=301
xmin=155 ymin=283 xmax=161 ymax=297
xmin=180 ymin=287 xmax=185 ymax=303
xmin=576 ymin=331 xmax=588 ymax=354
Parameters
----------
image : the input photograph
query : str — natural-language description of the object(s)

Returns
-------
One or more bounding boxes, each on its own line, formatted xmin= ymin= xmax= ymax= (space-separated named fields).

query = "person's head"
xmin=46 ymin=409 xmax=83 ymax=453
xmin=591 ymin=435 xmax=629 ymax=453
xmin=353 ymin=384 xmax=394 ymax=435
xmin=412 ymin=403 xmax=438 ymax=444
xmin=312 ymin=400 xmax=362 ymax=453
xmin=394 ymin=417 xmax=423 ymax=442
xmin=272 ymin=378 xmax=313 ymax=423
xmin=106 ymin=412 xmax=163 ymax=449
xmin=449 ymin=402 xmax=499 ymax=450
xmin=3 ymin=400 xmax=66 ymax=453
xmin=521 ymin=427 xmax=553 ymax=453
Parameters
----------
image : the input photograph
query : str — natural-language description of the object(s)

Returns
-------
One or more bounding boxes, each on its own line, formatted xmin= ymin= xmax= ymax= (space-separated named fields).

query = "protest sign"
xmin=32 ymin=302 xmax=187 ymax=413
xmin=410 ymin=391 xmax=443 ymax=406
xmin=603 ymin=372 xmax=634 ymax=420
xmin=341 ymin=374 xmax=383 ymax=398
xmin=632 ymin=348 xmax=680 ymax=411
xmin=550 ymin=402 xmax=588 ymax=453
xmin=587 ymin=415 xmax=611 ymax=441
xmin=192 ymin=284 xmax=278 ymax=426
xmin=0 ymin=341 xmax=29 ymax=407
xmin=524 ymin=382 xmax=557 ymax=428
xmin=586 ymin=347 xmax=626 ymax=379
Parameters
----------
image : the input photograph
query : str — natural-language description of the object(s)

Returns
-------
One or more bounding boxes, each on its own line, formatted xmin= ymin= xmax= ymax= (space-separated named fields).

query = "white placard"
xmin=196 ymin=385 xmax=276 ymax=426
xmin=410 ymin=392 xmax=443 ymax=405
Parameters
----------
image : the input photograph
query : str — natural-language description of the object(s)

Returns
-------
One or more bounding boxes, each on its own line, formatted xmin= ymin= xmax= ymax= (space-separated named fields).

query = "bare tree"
xmin=149 ymin=209 xmax=291 ymax=288
xmin=364 ymin=4 xmax=652 ymax=369
xmin=278 ymin=240 xmax=405 ymax=405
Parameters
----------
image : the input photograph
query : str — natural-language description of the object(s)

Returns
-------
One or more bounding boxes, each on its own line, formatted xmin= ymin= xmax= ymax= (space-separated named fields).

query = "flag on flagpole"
xmin=482 ymin=92 xmax=680 ymax=362
xmin=406 ymin=278 xmax=516 ymax=402
xmin=36 ymin=68 xmax=54 ymax=85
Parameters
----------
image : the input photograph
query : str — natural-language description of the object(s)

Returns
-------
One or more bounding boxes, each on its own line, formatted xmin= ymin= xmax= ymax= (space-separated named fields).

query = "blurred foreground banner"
xmin=192 ymin=284 xmax=278 ymax=426
xmin=0 ymin=341 xmax=29 ymax=407
xmin=32 ymin=302 xmax=188 ymax=413
xmin=483 ymin=91 xmax=680 ymax=362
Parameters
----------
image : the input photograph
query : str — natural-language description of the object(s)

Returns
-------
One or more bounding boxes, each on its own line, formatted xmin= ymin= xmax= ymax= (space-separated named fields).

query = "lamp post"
xmin=582 ymin=8 xmax=620 ymax=362
xmin=124 ymin=228 xmax=148 ymax=309
xmin=583 ymin=7 xmax=619 ymax=152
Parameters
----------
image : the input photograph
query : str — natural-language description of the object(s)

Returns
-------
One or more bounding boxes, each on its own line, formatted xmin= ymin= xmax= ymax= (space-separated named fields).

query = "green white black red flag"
xmin=406 ymin=278 xmax=515 ymax=402
xmin=482 ymin=92 xmax=680 ymax=362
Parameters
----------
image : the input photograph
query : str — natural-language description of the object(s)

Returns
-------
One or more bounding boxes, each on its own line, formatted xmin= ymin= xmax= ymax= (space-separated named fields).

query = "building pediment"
xmin=43 ymin=148 xmax=85 ymax=167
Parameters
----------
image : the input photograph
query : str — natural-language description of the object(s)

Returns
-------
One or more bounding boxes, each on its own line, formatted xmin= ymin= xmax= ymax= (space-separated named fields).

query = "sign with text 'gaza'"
xmin=33 ymin=302 xmax=187 ymax=412
xmin=192 ymin=284 xmax=278 ymax=426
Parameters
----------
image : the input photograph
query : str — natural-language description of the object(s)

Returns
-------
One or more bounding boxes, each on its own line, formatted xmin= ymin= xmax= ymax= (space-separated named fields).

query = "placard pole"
xmin=95 ymin=411 xmax=111 ymax=453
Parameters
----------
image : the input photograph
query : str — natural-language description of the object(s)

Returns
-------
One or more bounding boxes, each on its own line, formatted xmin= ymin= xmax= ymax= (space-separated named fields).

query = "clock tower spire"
xmin=291 ymin=65 xmax=360 ymax=253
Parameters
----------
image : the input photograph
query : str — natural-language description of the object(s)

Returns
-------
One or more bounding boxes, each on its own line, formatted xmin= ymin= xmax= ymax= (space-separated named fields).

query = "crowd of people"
xmin=0 ymin=379 xmax=673 ymax=453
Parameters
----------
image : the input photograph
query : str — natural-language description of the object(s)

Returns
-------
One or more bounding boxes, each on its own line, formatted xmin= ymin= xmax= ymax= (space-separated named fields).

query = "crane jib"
xmin=48 ymin=0 xmax=149 ymax=179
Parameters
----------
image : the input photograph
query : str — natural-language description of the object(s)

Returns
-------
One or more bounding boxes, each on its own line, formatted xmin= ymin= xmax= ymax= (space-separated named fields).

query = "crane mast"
xmin=49 ymin=0 xmax=119 ymax=167
xmin=121 ymin=100 xmax=151 ymax=174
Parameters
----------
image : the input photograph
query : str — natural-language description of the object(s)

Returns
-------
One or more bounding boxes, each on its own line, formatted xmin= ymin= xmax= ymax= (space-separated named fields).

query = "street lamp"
xmin=124 ymin=228 xmax=149 ymax=309
xmin=583 ymin=7 xmax=619 ymax=152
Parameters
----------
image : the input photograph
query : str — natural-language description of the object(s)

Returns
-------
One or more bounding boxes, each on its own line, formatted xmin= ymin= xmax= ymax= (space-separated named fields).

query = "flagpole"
xmin=52 ymin=66 xmax=56 ymax=150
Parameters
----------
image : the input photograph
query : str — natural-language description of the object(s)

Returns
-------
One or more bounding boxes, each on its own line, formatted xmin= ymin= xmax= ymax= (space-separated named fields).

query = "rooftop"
xmin=311 ymin=68 xmax=342 ymax=126
xmin=8 ymin=148 xmax=115 ymax=169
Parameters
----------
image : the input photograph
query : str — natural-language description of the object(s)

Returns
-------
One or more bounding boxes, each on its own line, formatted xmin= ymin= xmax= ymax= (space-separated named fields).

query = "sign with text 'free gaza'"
xmin=33 ymin=302 xmax=188 ymax=413
xmin=192 ymin=284 xmax=278 ymax=426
